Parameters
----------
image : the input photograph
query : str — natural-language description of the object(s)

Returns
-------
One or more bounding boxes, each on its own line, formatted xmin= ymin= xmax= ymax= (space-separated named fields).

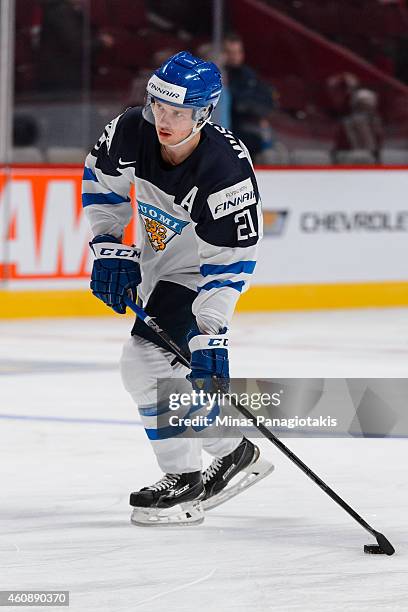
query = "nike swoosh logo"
xmin=118 ymin=157 xmax=136 ymax=166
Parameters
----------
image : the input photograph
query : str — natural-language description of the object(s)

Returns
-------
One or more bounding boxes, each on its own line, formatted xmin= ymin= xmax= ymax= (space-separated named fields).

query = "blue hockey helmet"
xmin=143 ymin=51 xmax=222 ymax=139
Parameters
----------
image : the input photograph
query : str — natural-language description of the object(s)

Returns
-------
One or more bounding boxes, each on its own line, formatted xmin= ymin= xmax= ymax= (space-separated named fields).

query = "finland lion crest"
xmin=137 ymin=201 xmax=189 ymax=252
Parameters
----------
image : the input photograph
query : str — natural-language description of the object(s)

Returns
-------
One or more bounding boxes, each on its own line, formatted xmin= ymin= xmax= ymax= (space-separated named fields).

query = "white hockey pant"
xmin=120 ymin=336 xmax=242 ymax=474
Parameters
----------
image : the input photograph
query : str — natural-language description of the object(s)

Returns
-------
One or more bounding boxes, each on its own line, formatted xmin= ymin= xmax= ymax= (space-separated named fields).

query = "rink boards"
xmin=0 ymin=165 xmax=407 ymax=317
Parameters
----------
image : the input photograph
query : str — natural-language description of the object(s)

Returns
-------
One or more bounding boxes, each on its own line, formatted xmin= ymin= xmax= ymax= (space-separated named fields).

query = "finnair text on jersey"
xmin=207 ymin=178 xmax=257 ymax=219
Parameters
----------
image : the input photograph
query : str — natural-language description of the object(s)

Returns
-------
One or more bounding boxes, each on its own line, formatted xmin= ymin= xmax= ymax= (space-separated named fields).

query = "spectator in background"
xmin=195 ymin=42 xmax=231 ymax=129
xmin=38 ymin=0 xmax=114 ymax=95
xmin=13 ymin=114 xmax=40 ymax=147
xmin=332 ymin=88 xmax=384 ymax=162
xmin=326 ymin=72 xmax=360 ymax=119
xmin=223 ymin=34 xmax=277 ymax=161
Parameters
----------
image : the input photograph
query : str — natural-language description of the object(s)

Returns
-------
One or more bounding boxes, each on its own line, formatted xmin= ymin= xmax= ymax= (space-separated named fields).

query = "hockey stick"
xmin=123 ymin=295 xmax=395 ymax=555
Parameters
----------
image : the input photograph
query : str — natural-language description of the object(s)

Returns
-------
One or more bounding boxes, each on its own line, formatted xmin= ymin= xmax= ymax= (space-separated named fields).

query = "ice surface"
xmin=0 ymin=309 xmax=407 ymax=611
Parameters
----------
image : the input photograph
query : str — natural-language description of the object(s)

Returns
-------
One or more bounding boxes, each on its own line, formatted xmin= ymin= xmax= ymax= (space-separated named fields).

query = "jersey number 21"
xmin=235 ymin=209 xmax=257 ymax=241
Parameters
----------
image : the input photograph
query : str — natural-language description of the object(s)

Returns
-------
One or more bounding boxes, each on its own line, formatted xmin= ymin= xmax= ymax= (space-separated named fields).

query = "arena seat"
xmin=12 ymin=147 xmax=44 ymax=163
xmin=47 ymin=147 xmax=87 ymax=164
xmin=381 ymin=149 xmax=408 ymax=165
xmin=335 ymin=150 xmax=376 ymax=164
xmin=256 ymin=146 xmax=290 ymax=165
xmin=291 ymin=149 xmax=331 ymax=165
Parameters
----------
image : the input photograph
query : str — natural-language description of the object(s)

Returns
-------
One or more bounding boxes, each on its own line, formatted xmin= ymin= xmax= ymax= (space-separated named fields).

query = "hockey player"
xmin=82 ymin=51 xmax=274 ymax=526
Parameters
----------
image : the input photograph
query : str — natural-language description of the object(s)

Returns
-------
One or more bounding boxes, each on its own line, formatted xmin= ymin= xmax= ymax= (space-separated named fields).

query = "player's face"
xmin=152 ymin=100 xmax=195 ymax=145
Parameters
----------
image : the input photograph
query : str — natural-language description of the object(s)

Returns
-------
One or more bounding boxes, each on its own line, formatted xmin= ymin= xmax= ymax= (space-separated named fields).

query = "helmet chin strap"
xmin=164 ymin=117 xmax=210 ymax=149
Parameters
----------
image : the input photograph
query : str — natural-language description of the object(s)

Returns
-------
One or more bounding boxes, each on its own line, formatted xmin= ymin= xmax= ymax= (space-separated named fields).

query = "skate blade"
xmin=202 ymin=457 xmax=275 ymax=511
xmin=130 ymin=499 xmax=204 ymax=527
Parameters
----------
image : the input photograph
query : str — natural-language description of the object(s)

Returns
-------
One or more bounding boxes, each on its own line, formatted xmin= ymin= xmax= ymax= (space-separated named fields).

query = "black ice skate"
xmin=202 ymin=437 xmax=275 ymax=511
xmin=130 ymin=471 xmax=205 ymax=526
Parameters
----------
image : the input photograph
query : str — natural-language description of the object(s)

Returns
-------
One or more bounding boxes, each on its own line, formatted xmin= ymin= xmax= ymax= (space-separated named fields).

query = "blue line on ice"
xmin=0 ymin=413 xmax=142 ymax=426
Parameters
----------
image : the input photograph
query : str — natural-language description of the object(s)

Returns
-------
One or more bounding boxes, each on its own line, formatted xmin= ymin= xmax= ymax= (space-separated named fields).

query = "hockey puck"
xmin=364 ymin=545 xmax=385 ymax=554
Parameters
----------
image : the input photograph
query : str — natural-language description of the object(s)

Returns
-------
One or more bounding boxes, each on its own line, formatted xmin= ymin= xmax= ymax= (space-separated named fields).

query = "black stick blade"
xmin=364 ymin=544 xmax=384 ymax=554
xmin=375 ymin=532 xmax=395 ymax=556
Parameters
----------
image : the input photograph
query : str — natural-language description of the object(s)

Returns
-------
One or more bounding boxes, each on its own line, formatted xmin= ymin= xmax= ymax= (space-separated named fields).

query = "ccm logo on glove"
xmin=188 ymin=334 xmax=229 ymax=352
xmin=187 ymin=329 xmax=230 ymax=394
xmin=208 ymin=338 xmax=228 ymax=347
xmin=92 ymin=242 xmax=141 ymax=261
xmin=89 ymin=234 xmax=142 ymax=314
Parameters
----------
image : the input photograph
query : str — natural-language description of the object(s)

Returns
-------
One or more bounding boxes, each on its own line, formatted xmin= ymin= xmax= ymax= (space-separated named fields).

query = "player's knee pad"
xmin=120 ymin=336 xmax=175 ymax=407
xmin=120 ymin=336 xmax=196 ymax=435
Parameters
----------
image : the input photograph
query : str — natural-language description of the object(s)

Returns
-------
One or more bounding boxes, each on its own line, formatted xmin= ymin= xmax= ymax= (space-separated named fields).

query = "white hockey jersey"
xmin=82 ymin=107 xmax=262 ymax=334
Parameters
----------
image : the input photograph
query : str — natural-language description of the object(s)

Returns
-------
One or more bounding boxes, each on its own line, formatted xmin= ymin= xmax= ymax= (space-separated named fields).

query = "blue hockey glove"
xmin=187 ymin=326 xmax=229 ymax=394
xmin=89 ymin=234 xmax=141 ymax=314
